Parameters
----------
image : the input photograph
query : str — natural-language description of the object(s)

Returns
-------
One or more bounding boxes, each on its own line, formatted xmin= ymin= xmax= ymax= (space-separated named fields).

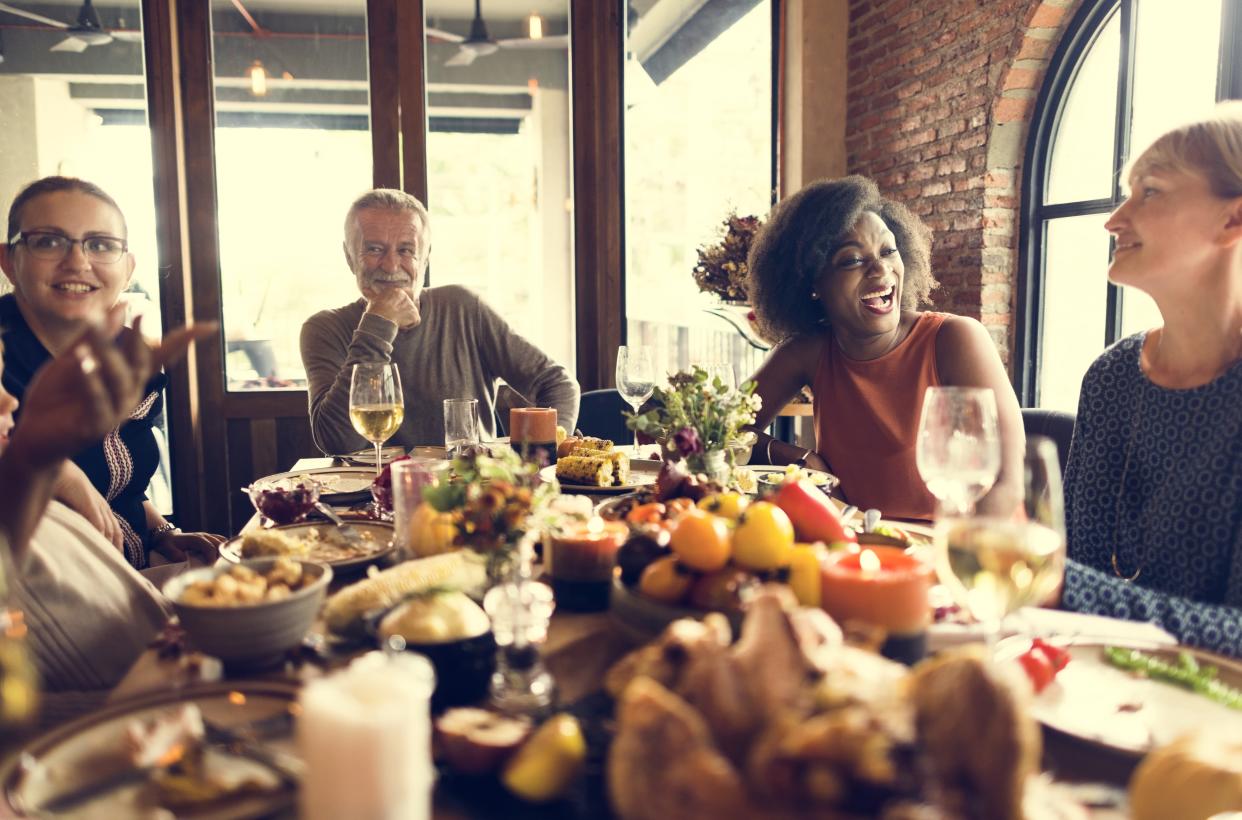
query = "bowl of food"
xmin=163 ymin=558 xmax=332 ymax=666
xmin=375 ymin=590 xmax=496 ymax=711
xmin=243 ymin=478 xmax=322 ymax=526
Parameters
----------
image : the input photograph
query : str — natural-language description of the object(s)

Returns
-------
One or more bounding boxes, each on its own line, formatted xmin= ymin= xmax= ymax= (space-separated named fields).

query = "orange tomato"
xmin=638 ymin=556 xmax=693 ymax=604
xmin=732 ymin=501 xmax=795 ymax=571
xmin=668 ymin=509 xmax=732 ymax=572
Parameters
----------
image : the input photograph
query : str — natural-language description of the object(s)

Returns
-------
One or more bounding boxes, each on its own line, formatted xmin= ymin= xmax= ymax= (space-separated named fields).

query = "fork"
xmin=313 ymin=501 xmax=368 ymax=549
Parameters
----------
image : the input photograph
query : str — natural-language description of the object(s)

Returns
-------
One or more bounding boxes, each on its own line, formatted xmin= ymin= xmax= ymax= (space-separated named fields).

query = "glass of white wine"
xmin=615 ymin=345 xmax=656 ymax=457
xmin=916 ymin=386 xmax=1001 ymax=517
xmin=350 ymin=362 xmax=404 ymax=477
xmin=933 ymin=436 xmax=1067 ymax=648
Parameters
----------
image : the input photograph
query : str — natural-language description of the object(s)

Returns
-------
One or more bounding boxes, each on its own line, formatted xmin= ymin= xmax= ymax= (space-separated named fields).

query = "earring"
xmin=811 ymin=291 xmax=819 ymax=299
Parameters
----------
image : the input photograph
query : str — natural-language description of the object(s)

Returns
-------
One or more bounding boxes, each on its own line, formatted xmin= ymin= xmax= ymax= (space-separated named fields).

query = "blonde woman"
xmin=1062 ymin=103 xmax=1242 ymax=656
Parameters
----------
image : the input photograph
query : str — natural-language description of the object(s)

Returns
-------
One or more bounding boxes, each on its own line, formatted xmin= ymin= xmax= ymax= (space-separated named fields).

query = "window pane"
xmin=1039 ymin=214 xmax=1111 ymax=412
xmin=624 ymin=1 xmax=772 ymax=383
xmin=1129 ymin=0 xmax=1223 ymax=158
xmin=0 ymin=1 xmax=172 ymax=511
xmin=1045 ymin=10 xmax=1120 ymax=205
xmin=1120 ymin=287 xmax=1162 ymax=337
xmin=210 ymin=1 xmax=371 ymax=390
xmin=424 ymin=2 xmax=574 ymax=369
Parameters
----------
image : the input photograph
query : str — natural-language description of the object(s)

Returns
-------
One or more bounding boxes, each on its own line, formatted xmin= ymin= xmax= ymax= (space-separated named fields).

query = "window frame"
xmin=1015 ymin=0 xmax=1242 ymax=408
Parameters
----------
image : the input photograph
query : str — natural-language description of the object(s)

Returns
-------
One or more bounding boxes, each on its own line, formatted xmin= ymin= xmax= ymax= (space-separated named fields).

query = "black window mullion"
xmin=1104 ymin=0 xmax=1136 ymax=345
xmin=1220 ymin=0 xmax=1242 ymax=100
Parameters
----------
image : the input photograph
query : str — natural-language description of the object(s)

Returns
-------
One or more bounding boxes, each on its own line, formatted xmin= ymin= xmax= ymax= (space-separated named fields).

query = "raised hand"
xmin=363 ymin=285 xmax=421 ymax=329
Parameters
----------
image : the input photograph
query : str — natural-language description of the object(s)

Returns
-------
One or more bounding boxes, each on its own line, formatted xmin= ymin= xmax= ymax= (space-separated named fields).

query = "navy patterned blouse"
xmin=0 ymin=294 xmax=166 ymax=570
xmin=1062 ymin=332 xmax=1242 ymax=657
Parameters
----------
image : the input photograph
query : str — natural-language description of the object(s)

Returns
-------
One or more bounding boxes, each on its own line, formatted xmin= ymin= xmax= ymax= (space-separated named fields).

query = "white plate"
xmin=994 ymin=637 xmax=1242 ymax=755
xmin=746 ymin=465 xmax=840 ymax=493
xmin=219 ymin=521 xmax=395 ymax=572
xmin=541 ymin=458 xmax=662 ymax=495
xmin=253 ymin=466 xmax=376 ymax=499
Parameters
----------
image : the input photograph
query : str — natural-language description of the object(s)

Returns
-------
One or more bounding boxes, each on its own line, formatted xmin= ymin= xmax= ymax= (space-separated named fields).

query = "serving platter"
xmin=2 ymin=680 xmax=301 ymax=818
xmin=219 ymin=521 xmax=395 ymax=572
xmin=542 ymin=459 xmax=662 ymax=495
xmin=252 ymin=465 xmax=376 ymax=502
xmin=994 ymin=637 xmax=1242 ymax=756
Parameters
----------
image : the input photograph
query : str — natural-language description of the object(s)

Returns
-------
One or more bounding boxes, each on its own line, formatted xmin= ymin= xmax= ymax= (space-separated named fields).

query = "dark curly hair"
xmin=748 ymin=175 xmax=936 ymax=342
xmin=6 ymin=176 xmax=126 ymax=245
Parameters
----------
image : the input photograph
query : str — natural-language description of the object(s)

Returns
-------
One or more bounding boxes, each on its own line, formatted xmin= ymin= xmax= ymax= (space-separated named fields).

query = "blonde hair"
xmin=1128 ymin=102 xmax=1242 ymax=198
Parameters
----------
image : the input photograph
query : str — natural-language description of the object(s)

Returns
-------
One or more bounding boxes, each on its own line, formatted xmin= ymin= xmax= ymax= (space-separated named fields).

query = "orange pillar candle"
xmin=819 ymin=546 xmax=933 ymax=635
xmin=546 ymin=517 xmax=628 ymax=611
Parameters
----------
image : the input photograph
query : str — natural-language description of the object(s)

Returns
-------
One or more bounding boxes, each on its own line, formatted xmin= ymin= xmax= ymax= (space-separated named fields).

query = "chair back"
xmin=576 ymin=388 xmax=634 ymax=442
xmin=1021 ymin=408 xmax=1075 ymax=474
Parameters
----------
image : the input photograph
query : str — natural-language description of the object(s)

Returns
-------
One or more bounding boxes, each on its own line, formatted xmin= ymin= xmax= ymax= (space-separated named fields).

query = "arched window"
xmin=1017 ymin=0 xmax=1242 ymax=411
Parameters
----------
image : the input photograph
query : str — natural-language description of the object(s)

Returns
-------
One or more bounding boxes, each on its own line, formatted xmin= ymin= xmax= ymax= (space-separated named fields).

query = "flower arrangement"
xmin=692 ymin=211 xmax=764 ymax=303
xmin=421 ymin=448 xmax=560 ymax=568
xmin=626 ymin=366 xmax=762 ymax=472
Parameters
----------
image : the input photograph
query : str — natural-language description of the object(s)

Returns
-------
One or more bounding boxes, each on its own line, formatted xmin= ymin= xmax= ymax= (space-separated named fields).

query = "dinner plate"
xmin=1 ymin=680 xmax=301 ymax=818
xmin=252 ymin=465 xmax=377 ymax=501
xmin=541 ymin=458 xmax=662 ymax=495
xmin=219 ymin=521 xmax=395 ymax=572
xmin=743 ymin=465 xmax=840 ymax=494
xmin=994 ymin=637 xmax=1242 ymax=755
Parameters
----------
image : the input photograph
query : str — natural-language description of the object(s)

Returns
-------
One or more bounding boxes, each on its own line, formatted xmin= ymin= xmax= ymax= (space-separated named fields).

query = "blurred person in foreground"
xmin=0 ymin=305 xmax=213 ymax=721
xmin=742 ymin=175 xmax=1025 ymax=521
xmin=1 ymin=176 xmax=224 ymax=568
xmin=1061 ymin=103 xmax=1242 ymax=657
xmin=300 ymin=188 xmax=579 ymax=454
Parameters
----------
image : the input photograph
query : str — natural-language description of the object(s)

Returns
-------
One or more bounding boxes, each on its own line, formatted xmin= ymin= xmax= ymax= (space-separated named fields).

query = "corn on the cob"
xmin=323 ymin=550 xmax=482 ymax=637
xmin=573 ymin=448 xmax=629 ymax=485
xmin=555 ymin=454 xmax=614 ymax=486
xmin=578 ymin=436 xmax=613 ymax=452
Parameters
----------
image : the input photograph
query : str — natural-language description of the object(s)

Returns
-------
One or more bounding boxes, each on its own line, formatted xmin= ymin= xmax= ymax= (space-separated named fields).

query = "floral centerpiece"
xmin=625 ymin=366 xmax=762 ymax=483
xmin=420 ymin=448 xmax=561 ymax=581
xmin=692 ymin=211 xmax=763 ymax=304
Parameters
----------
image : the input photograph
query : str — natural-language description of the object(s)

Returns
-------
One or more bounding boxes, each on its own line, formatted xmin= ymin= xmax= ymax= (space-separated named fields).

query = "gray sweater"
xmin=300 ymin=285 xmax=579 ymax=453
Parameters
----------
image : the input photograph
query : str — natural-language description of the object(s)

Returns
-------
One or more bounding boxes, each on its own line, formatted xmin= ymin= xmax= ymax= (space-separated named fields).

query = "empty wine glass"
xmin=702 ymin=362 xmax=736 ymax=391
xmin=349 ymin=363 xmax=404 ymax=477
xmin=916 ymin=386 xmax=1001 ymax=517
xmin=933 ymin=436 xmax=1066 ymax=649
xmin=615 ymin=345 xmax=656 ymax=456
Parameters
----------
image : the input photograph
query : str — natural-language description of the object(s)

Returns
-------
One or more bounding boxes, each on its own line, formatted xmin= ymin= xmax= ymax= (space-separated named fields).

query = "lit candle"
xmin=820 ymin=546 xmax=933 ymax=663
xmin=509 ymin=407 xmax=558 ymax=464
xmin=298 ymin=652 xmax=436 ymax=820
xmin=546 ymin=516 xmax=628 ymax=611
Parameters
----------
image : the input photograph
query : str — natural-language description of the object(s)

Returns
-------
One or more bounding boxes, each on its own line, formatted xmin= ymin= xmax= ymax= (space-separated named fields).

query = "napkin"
xmin=928 ymin=607 xmax=1177 ymax=652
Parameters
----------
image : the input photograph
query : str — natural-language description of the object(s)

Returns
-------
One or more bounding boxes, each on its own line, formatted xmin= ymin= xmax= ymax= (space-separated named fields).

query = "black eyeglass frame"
xmin=7 ymin=230 xmax=130 ymax=263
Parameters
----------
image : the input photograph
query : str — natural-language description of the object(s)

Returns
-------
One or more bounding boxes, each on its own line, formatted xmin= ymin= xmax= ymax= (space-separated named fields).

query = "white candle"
xmin=299 ymin=651 xmax=437 ymax=820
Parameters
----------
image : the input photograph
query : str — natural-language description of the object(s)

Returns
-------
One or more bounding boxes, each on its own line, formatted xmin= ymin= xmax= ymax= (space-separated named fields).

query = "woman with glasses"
xmin=0 ymin=176 xmax=223 ymax=569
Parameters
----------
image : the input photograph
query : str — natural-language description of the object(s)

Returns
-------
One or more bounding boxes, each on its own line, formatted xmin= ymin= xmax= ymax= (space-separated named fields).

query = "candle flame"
xmin=859 ymin=549 xmax=881 ymax=574
xmin=228 ymin=691 xmax=247 ymax=706
xmin=587 ymin=516 xmax=604 ymax=535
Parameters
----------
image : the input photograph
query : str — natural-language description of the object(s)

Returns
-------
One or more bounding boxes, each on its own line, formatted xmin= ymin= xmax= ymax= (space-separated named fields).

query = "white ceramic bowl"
xmin=163 ymin=558 xmax=332 ymax=666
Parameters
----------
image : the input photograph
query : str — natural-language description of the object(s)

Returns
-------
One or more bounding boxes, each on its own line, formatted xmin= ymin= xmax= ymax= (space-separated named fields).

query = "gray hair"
xmin=343 ymin=188 xmax=431 ymax=249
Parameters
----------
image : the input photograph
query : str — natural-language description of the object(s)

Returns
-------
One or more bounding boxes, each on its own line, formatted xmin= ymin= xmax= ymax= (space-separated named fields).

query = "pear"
xmin=500 ymin=713 xmax=586 ymax=802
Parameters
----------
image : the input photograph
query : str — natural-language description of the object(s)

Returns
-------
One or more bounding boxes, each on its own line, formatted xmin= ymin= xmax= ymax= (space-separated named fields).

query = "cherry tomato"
xmin=626 ymin=502 xmax=667 ymax=525
xmin=1017 ymin=649 xmax=1055 ymax=693
xmin=1031 ymin=638 xmax=1071 ymax=672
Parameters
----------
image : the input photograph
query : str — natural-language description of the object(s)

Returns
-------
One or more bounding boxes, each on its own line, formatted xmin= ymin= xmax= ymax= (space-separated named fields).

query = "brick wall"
xmin=844 ymin=0 xmax=1083 ymax=365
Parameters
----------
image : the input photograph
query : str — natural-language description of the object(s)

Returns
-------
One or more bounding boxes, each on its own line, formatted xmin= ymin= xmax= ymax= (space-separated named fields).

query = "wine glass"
xmin=932 ymin=436 xmax=1067 ymax=648
xmin=350 ymin=362 xmax=404 ymax=477
xmin=916 ymin=386 xmax=1001 ymax=517
xmin=615 ymin=345 xmax=656 ymax=456
xmin=702 ymin=362 xmax=736 ymax=391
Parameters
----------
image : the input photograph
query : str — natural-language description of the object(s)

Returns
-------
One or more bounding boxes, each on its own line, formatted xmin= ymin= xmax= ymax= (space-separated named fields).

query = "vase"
xmin=686 ymin=449 xmax=731 ymax=484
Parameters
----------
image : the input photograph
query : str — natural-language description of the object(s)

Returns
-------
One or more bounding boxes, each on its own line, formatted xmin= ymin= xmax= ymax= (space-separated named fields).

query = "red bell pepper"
xmin=771 ymin=479 xmax=856 ymax=545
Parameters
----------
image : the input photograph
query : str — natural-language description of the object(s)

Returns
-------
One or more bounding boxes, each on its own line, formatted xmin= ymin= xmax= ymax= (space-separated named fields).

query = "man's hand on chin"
xmin=364 ymin=285 xmax=421 ymax=329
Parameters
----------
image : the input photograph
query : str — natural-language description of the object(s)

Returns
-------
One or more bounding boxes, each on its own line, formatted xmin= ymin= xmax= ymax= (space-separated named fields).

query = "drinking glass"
xmin=932 ymin=436 xmax=1067 ymax=648
xmin=916 ymin=386 xmax=1001 ymax=517
xmin=443 ymin=398 xmax=480 ymax=458
xmin=349 ymin=363 xmax=404 ymax=477
xmin=703 ymin=362 xmax=736 ymax=390
xmin=615 ymin=345 xmax=656 ymax=456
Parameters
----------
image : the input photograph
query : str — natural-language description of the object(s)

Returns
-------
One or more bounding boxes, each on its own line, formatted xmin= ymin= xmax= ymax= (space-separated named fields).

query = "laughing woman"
xmin=0 ymin=176 xmax=223 ymax=568
xmin=742 ymin=175 xmax=1025 ymax=521
xmin=1061 ymin=104 xmax=1242 ymax=656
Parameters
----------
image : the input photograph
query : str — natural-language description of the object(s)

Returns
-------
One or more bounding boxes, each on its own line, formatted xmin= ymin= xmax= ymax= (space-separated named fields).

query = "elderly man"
xmin=301 ymin=189 xmax=579 ymax=454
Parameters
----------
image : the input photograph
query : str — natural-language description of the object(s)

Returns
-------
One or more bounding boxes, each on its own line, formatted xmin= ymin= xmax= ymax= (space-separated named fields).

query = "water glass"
xmin=392 ymin=459 xmax=448 ymax=560
xmin=443 ymin=398 xmax=480 ymax=458
xmin=615 ymin=345 xmax=656 ymax=456
xmin=916 ymin=386 xmax=1001 ymax=516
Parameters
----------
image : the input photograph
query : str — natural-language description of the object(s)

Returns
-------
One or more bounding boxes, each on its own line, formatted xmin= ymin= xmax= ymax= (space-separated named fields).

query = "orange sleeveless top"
xmin=812 ymin=312 xmax=947 ymax=521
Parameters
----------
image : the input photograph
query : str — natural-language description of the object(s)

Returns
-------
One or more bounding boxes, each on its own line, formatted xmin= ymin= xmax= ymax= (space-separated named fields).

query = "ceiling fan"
xmin=428 ymin=0 xmax=568 ymax=67
xmin=0 ymin=0 xmax=142 ymax=53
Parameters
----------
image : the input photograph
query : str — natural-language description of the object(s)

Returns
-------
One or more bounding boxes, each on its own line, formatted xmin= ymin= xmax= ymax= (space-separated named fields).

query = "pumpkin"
xmin=408 ymin=502 xmax=459 ymax=557
xmin=1130 ymin=732 xmax=1242 ymax=820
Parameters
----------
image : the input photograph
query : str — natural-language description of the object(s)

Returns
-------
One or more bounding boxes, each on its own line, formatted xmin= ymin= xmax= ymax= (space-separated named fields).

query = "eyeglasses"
xmin=9 ymin=231 xmax=128 ymax=263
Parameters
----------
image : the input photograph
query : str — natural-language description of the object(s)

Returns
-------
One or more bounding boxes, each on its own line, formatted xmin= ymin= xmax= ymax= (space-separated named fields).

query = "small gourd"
xmin=409 ymin=502 xmax=458 ymax=557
